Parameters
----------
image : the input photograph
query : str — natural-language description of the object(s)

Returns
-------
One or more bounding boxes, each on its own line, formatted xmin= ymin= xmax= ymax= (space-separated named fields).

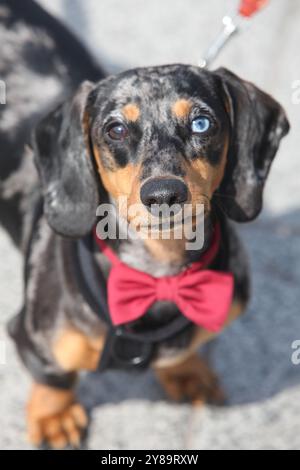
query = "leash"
xmin=199 ymin=0 xmax=269 ymax=68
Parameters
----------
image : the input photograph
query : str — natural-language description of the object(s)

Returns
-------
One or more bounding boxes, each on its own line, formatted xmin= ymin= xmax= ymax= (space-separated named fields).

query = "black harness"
xmin=20 ymin=200 xmax=226 ymax=376
xmin=73 ymin=234 xmax=193 ymax=371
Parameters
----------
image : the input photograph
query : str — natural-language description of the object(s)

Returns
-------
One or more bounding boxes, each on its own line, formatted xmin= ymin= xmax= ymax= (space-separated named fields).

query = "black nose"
xmin=140 ymin=178 xmax=188 ymax=214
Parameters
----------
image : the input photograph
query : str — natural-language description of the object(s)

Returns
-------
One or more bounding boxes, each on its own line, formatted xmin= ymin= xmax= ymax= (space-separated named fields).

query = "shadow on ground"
xmin=78 ymin=209 xmax=300 ymax=411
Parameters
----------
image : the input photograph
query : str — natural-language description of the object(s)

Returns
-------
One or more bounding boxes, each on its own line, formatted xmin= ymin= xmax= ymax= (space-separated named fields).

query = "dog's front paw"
xmin=155 ymin=354 xmax=225 ymax=407
xmin=27 ymin=384 xmax=88 ymax=449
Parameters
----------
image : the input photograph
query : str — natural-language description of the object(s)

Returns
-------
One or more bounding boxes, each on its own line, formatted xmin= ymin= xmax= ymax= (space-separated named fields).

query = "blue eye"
xmin=191 ymin=116 xmax=211 ymax=134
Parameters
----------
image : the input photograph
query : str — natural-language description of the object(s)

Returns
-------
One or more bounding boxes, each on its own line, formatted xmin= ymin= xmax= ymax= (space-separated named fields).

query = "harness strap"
xmin=74 ymin=234 xmax=193 ymax=370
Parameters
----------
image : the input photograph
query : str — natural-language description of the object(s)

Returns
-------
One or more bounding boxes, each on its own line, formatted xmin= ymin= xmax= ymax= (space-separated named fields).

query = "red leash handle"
xmin=200 ymin=0 xmax=269 ymax=67
xmin=239 ymin=0 xmax=269 ymax=17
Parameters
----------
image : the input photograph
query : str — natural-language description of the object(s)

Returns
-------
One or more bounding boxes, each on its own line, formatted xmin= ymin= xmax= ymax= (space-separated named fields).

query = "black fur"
xmin=0 ymin=0 xmax=104 ymax=245
xmin=214 ymin=68 xmax=290 ymax=222
xmin=33 ymin=81 xmax=100 ymax=237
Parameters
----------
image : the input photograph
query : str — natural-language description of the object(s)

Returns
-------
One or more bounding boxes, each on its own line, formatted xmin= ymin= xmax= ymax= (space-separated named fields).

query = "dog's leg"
xmin=153 ymin=301 xmax=245 ymax=406
xmin=26 ymin=328 xmax=105 ymax=448
xmin=27 ymin=383 xmax=87 ymax=448
xmin=154 ymin=353 xmax=224 ymax=406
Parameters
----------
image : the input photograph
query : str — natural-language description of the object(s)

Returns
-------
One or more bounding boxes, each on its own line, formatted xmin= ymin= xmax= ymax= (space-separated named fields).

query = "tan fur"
xmin=93 ymin=145 xmax=141 ymax=199
xmin=92 ymin=132 xmax=228 ymax=265
xmin=153 ymin=301 xmax=245 ymax=405
xmin=154 ymin=353 xmax=224 ymax=405
xmin=172 ymin=99 xmax=192 ymax=119
xmin=185 ymin=137 xmax=229 ymax=204
xmin=144 ymin=141 xmax=228 ymax=263
xmin=27 ymin=384 xmax=87 ymax=448
xmin=52 ymin=328 xmax=105 ymax=372
xmin=122 ymin=103 xmax=140 ymax=122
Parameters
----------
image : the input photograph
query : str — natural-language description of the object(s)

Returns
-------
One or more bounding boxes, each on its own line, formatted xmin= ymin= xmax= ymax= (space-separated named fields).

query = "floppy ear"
xmin=214 ymin=68 xmax=290 ymax=222
xmin=33 ymin=81 xmax=99 ymax=237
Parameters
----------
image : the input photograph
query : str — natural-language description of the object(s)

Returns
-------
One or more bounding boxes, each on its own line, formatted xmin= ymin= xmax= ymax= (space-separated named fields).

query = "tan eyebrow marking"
xmin=122 ymin=103 xmax=140 ymax=122
xmin=172 ymin=99 xmax=192 ymax=119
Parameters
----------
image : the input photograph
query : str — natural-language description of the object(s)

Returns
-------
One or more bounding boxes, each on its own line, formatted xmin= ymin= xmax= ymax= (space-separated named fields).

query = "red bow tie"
xmin=94 ymin=224 xmax=234 ymax=332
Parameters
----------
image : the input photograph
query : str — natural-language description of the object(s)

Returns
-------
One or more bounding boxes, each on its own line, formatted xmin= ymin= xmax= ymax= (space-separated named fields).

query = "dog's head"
xmin=33 ymin=65 xmax=289 ymax=238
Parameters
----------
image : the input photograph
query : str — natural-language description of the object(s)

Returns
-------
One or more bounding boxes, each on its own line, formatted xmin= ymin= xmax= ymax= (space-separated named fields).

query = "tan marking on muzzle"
xmin=184 ymin=137 xmax=229 ymax=206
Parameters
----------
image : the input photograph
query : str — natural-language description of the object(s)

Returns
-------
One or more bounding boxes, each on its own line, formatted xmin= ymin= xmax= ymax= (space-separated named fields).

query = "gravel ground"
xmin=0 ymin=0 xmax=300 ymax=450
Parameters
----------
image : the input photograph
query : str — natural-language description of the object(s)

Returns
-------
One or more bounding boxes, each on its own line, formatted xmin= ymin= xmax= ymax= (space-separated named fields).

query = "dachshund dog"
xmin=0 ymin=0 xmax=289 ymax=448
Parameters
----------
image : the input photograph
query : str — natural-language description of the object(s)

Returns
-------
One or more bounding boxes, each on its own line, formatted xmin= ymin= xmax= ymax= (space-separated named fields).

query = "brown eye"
xmin=106 ymin=122 xmax=128 ymax=141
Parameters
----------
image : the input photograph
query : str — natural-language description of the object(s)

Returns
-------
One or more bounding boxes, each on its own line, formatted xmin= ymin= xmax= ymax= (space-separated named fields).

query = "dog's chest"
xmin=94 ymin=241 xmax=197 ymax=361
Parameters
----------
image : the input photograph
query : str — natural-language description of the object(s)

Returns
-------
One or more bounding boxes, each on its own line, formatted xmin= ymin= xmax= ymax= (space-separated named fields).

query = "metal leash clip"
xmin=200 ymin=0 xmax=269 ymax=68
